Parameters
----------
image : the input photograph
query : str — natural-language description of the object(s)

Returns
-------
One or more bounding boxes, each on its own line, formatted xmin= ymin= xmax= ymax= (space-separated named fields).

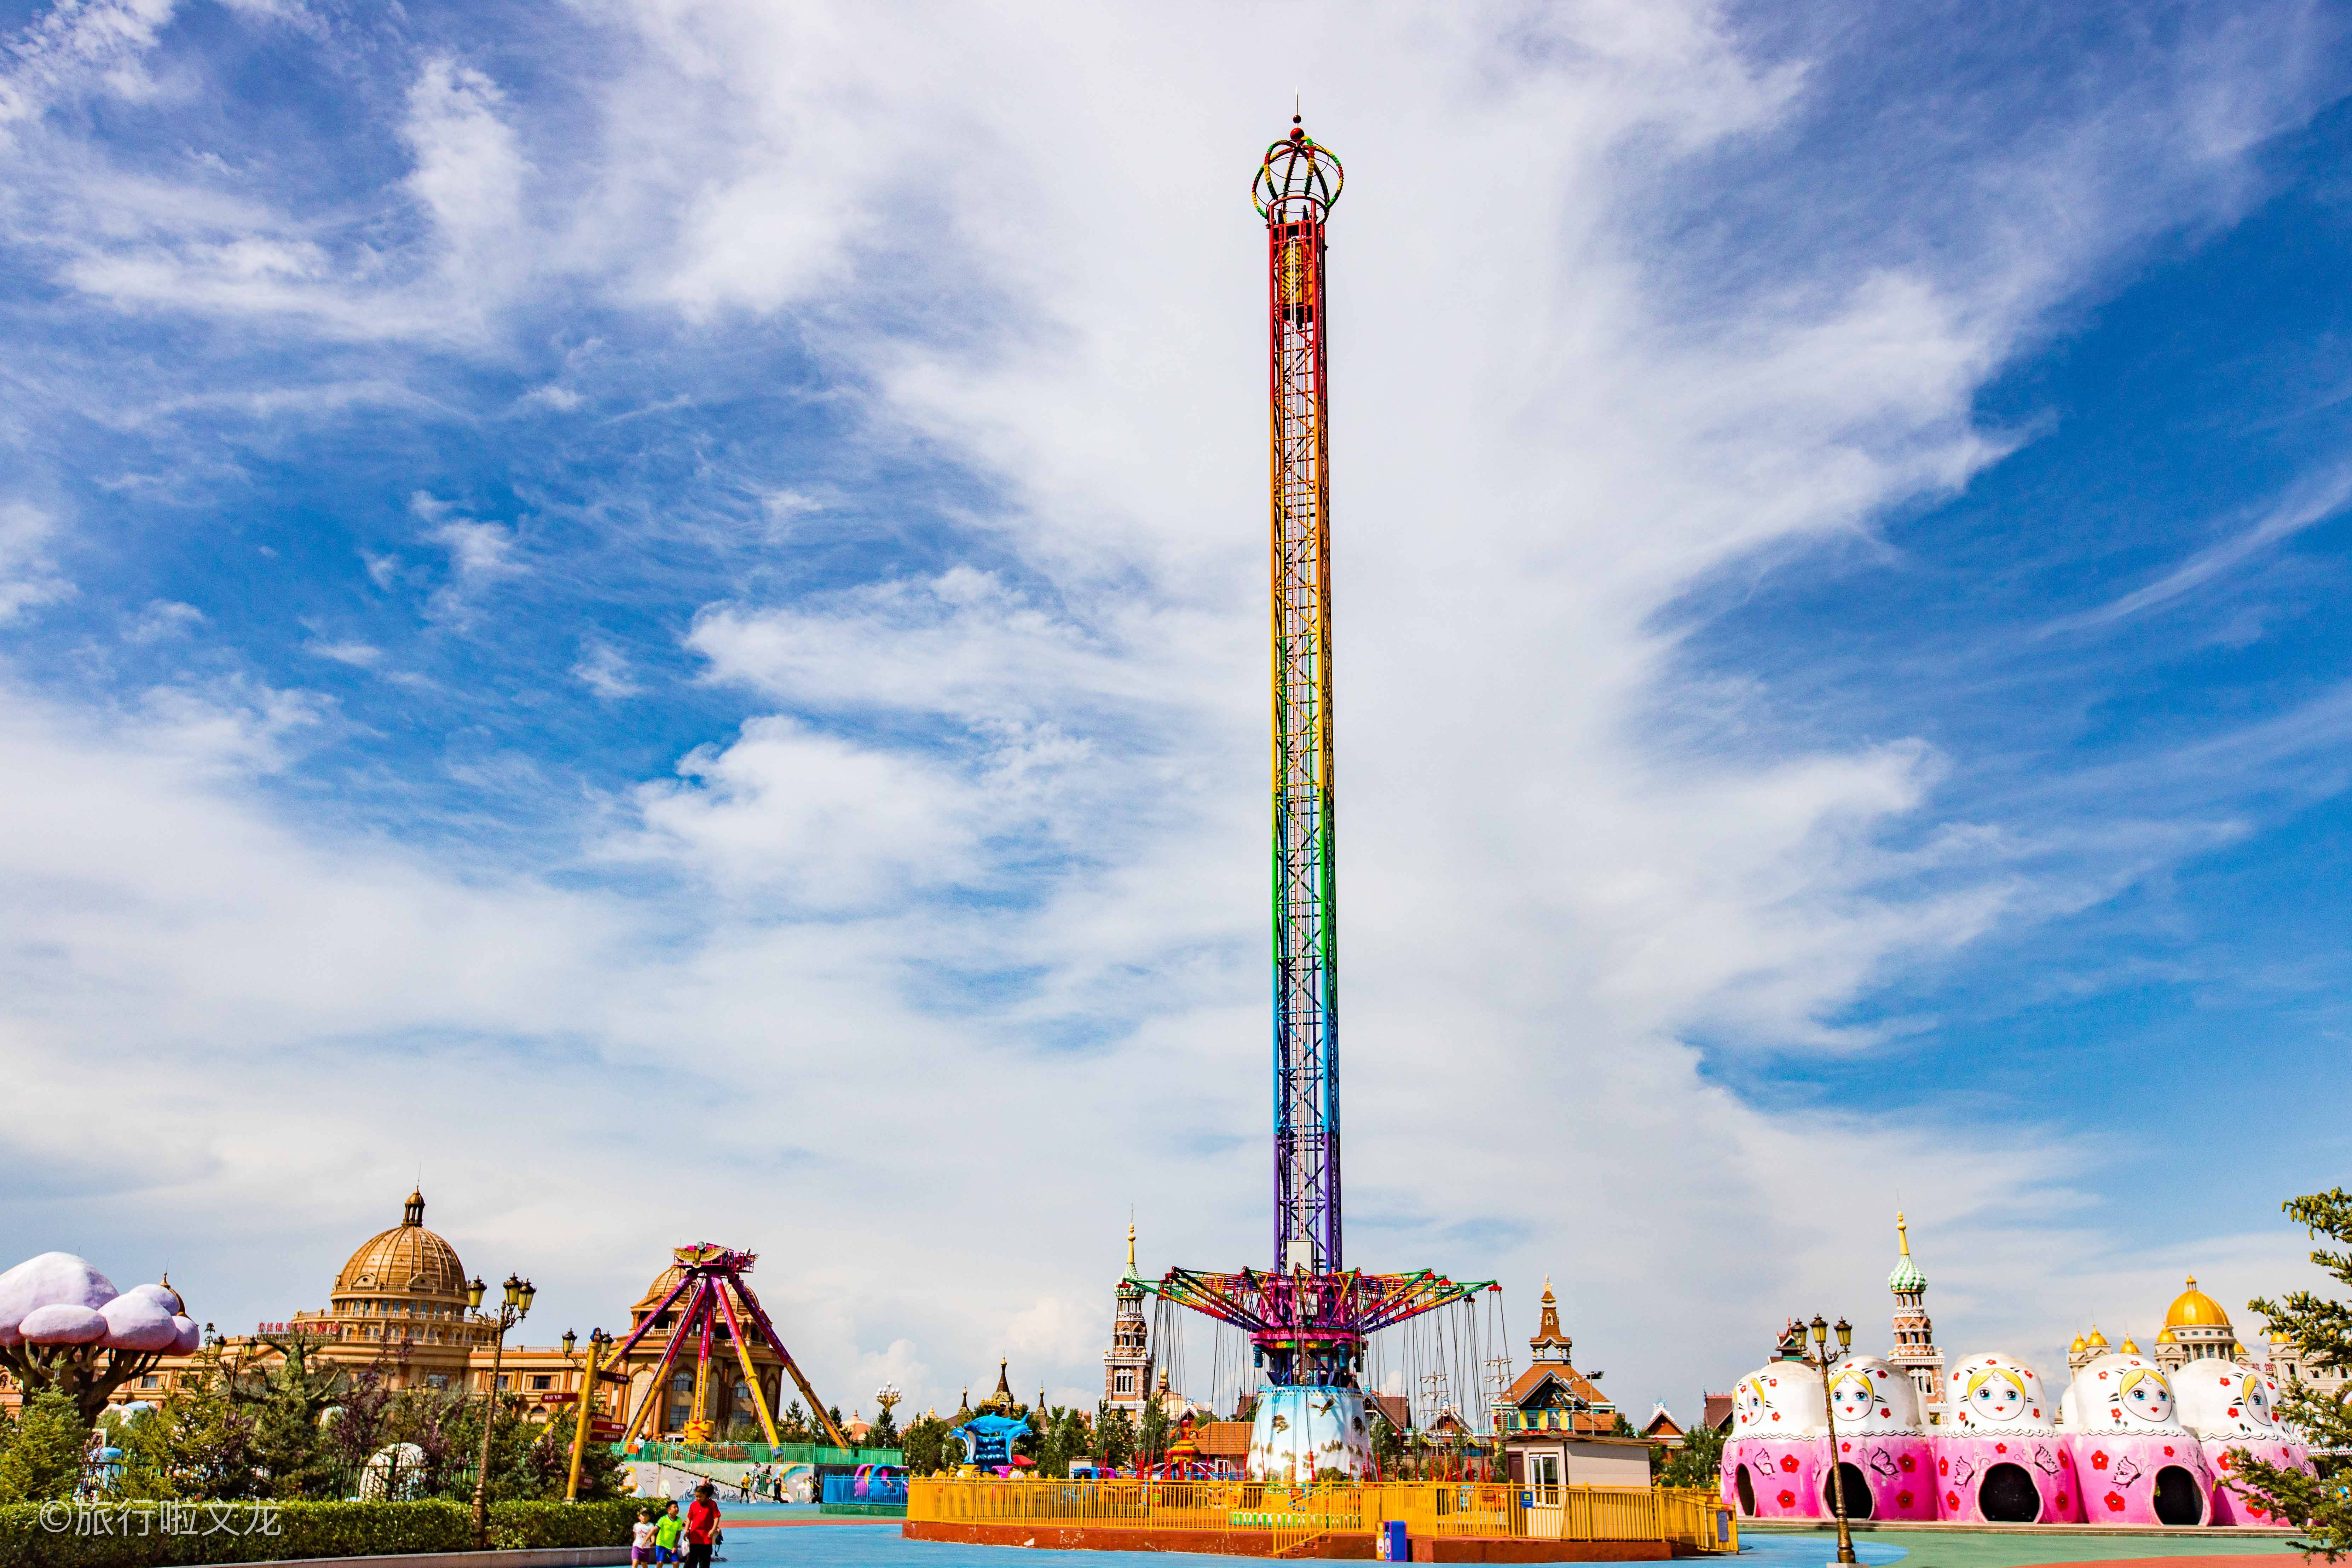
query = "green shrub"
xmin=0 ymin=1497 xmax=639 ymax=1568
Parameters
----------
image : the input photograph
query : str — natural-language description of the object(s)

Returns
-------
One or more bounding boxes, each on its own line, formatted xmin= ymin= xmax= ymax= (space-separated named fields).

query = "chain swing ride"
xmin=1129 ymin=119 xmax=1498 ymax=1483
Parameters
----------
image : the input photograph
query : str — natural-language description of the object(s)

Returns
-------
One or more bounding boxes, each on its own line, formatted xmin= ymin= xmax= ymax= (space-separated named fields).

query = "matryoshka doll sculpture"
xmin=2060 ymin=1352 xmax=2213 ymax=1524
xmin=2172 ymin=1360 xmax=2309 ymax=1524
xmin=1935 ymin=1352 xmax=2081 ymax=1522
xmin=1820 ymin=1355 xmax=1935 ymax=1520
xmin=1721 ymin=1358 xmax=1830 ymax=1520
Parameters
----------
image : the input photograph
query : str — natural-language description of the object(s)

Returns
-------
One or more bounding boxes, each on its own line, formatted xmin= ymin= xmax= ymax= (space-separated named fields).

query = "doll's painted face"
xmin=2117 ymin=1368 xmax=2174 ymax=1424
xmin=2242 ymin=1373 xmax=2274 ymax=1426
xmin=1734 ymin=1379 xmax=1765 ymax=1431
xmin=1831 ymin=1375 xmax=1874 ymax=1423
xmin=1970 ymin=1371 xmax=2028 ymax=1424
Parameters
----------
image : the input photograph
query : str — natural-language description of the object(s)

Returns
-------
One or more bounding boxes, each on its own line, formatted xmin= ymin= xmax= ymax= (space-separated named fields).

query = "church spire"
xmin=1888 ymin=1211 xmax=1925 ymax=1292
xmin=1529 ymin=1278 xmax=1572 ymax=1364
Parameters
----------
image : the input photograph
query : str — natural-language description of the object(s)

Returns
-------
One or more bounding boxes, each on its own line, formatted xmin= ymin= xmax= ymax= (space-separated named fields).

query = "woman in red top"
xmin=684 ymin=1483 xmax=721 ymax=1568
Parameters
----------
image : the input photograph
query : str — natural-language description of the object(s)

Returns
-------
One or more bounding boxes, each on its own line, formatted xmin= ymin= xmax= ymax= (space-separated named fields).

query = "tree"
xmin=2239 ymin=1188 xmax=2352 ymax=1557
xmin=1609 ymin=1412 xmax=1637 ymax=1438
xmin=325 ymin=1367 xmax=397 ymax=1483
xmin=226 ymin=1332 xmax=351 ymax=1499
xmin=1657 ymin=1424 xmax=1724 ymax=1491
xmin=776 ymin=1401 xmax=814 ymax=1444
xmin=1094 ymin=1403 xmax=1135 ymax=1472
xmin=0 ymin=1390 xmax=90 ymax=1502
xmin=157 ymin=1359 xmax=265 ymax=1500
xmin=898 ymin=1414 xmax=963 ymax=1476
xmin=1366 ymin=1411 xmax=1404 ymax=1477
xmin=1136 ymin=1399 xmax=1170 ymax=1468
xmin=871 ymin=1402 xmax=902 ymax=1450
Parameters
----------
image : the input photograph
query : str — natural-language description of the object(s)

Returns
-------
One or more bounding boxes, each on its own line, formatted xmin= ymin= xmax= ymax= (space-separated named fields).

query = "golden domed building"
xmin=2149 ymin=1277 xmax=2240 ymax=1369
xmin=266 ymin=1190 xmax=500 ymax=1390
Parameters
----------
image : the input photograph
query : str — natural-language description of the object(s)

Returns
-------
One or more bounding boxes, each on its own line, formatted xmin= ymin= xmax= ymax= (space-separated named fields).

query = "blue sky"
xmin=2 ymin=0 xmax=2350 ymax=1427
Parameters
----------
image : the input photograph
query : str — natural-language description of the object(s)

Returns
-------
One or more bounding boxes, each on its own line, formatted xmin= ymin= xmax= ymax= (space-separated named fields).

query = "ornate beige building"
xmin=2062 ymin=1275 xmax=2347 ymax=1404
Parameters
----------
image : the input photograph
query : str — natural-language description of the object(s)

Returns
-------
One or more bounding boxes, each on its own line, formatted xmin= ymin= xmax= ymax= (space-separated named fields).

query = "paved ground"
xmin=1740 ymin=1526 xmax=2311 ymax=1568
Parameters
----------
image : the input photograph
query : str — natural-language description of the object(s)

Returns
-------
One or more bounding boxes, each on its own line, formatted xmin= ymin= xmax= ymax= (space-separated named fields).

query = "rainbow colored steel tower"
xmin=1136 ymin=119 xmax=1493 ymax=1483
xmin=1262 ymin=116 xmax=1345 ymax=1285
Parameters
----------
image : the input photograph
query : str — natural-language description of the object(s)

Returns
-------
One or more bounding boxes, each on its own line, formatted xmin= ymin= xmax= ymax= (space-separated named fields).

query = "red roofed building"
xmin=1493 ymin=1280 xmax=1652 ymax=1496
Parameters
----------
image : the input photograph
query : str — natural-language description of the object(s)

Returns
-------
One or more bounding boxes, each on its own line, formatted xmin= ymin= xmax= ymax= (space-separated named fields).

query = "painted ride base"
xmin=1829 ymin=1435 xmax=1934 ymax=1522
xmin=2067 ymin=1434 xmax=2214 ymax=1526
xmin=1930 ymin=1433 xmax=2080 ymax=1523
xmin=1250 ymin=1385 xmax=1374 ymax=1483
xmin=902 ymin=1521 xmax=1676 ymax=1559
xmin=1722 ymin=1438 xmax=1826 ymax=1521
xmin=2203 ymin=1437 xmax=2311 ymax=1526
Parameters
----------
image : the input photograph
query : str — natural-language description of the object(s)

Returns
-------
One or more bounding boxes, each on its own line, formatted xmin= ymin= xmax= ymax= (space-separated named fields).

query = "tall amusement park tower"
xmin=1136 ymin=118 xmax=1493 ymax=1483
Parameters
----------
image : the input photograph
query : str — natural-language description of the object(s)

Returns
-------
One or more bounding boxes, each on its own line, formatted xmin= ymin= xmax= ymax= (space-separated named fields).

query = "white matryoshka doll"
xmin=2171 ymin=1360 xmax=2309 ymax=1524
xmin=1721 ymin=1360 xmax=1830 ymax=1521
xmin=2060 ymin=1351 xmax=2213 ymax=1525
xmin=1934 ymin=1352 xmax=2080 ymax=1523
xmin=1821 ymin=1355 xmax=1934 ymax=1521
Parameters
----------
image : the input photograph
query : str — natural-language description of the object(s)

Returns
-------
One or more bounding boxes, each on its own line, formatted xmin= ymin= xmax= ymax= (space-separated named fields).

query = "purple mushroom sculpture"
xmin=0 ymin=1253 xmax=198 ymax=1423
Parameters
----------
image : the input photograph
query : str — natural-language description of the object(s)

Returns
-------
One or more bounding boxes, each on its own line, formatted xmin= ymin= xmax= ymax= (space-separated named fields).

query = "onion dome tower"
xmin=1885 ymin=1213 xmax=1945 ymax=1420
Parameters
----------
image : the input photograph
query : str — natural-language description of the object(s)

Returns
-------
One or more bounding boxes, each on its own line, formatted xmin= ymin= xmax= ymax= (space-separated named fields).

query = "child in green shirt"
xmin=653 ymin=1501 xmax=686 ymax=1563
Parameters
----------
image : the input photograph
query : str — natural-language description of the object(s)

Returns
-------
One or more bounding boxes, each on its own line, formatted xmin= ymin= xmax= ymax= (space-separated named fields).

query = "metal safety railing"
xmin=906 ymin=1479 xmax=1735 ymax=1552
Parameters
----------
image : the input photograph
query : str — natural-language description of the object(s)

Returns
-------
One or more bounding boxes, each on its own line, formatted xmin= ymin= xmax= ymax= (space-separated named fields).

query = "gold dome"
xmin=333 ymin=1191 xmax=469 ymax=1303
xmin=2085 ymin=1326 xmax=2109 ymax=1348
xmin=2120 ymin=1335 xmax=2142 ymax=1355
xmin=2156 ymin=1327 xmax=2178 ymax=1344
xmin=2069 ymin=1334 xmax=2086 ymax=1352
xmin=2164 ymin=1277 xmax=2231 ymax=1330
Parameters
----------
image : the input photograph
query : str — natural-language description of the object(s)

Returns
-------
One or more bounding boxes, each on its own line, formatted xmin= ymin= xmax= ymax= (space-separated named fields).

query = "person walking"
xmin=684 ymin=1482 xmax=722 ymax=1568
xmin=652 ymin=1500 xmax=685 ymax=1565
xmin=630 ymin=1510 xmax=657 ymax=1568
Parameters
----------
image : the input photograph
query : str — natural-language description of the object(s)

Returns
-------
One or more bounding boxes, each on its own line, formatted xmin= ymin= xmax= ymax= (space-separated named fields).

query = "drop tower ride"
xmin=1136 ymin=118 xmax=1493 ymax=1483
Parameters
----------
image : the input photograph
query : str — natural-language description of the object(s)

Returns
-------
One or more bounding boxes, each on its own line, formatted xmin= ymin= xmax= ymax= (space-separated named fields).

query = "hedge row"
xmin=0 ymin=1498 xmax=641 ymax=1568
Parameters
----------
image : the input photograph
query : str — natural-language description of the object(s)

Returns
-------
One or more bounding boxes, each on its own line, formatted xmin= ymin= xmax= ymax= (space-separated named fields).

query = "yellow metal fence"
xmin=906 ymin=1479 xmax=1735 ymax=1553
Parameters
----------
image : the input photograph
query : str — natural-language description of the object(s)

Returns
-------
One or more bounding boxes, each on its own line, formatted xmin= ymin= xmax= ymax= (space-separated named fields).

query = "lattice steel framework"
xmin=1134 ymin=124 xmax=1494 ymax=1395
xmin=1261 ymin=121 xmax=1345 ymax=1281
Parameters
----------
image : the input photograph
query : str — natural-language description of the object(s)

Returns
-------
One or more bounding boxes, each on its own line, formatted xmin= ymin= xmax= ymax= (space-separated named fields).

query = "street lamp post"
xmin=876 ymin=1382 xmax=901 ymax=1444
xmin=1805 ymin=1315 xmax=1857 ymax=1566
xmin=468 ymin=1272 xmax=535 ymax=1547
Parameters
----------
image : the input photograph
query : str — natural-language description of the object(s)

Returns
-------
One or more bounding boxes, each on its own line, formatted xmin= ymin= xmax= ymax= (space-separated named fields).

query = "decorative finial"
xmin=2186 ymin=1275 xmax=2197 ymax=1288
xmin=1126 ymin=1220 xmax=1137 ymax=1275
xmin=1897 ymin=1212 xmax=1911 ymax=1255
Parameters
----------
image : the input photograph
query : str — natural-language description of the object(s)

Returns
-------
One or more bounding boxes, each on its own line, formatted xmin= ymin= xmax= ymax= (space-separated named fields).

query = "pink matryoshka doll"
xmin=1721 ymin=1360 xmax=1829 ymax=1521
xmin=1820 ymin=1355 xmax=1935 ymax=1520
xmin=1935 ymin=1352 xmax=2081 ymax=1523
xmin=2060 ymin=1352 xmax=2213 ymax=1525
xmin=2172 ymin=1360 xmax=2310 ymax=1524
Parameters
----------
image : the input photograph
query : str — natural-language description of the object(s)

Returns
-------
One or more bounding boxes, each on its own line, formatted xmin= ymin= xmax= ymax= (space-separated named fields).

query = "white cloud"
xmin=572 ymin=639 xmax=639 ymax=698
xmin=0 ymin=502 xmax=73 ymax=619
xmin=126 ymin=600 xmax=204 ymax=642
xmin=305 ymin=639 xmax=382 ymax=667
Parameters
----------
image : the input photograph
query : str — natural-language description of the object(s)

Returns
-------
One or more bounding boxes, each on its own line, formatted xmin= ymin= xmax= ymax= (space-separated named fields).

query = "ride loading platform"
xmin=902 ymin=1479 xmax=1738 ymax=1560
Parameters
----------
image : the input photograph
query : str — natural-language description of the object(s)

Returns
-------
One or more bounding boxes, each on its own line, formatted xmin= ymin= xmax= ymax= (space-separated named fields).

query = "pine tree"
xmin=2238 ymin=1188 xmax=2352 ymax=1556
xmin=0 ymin=1390 xmax=92 ymax=1502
